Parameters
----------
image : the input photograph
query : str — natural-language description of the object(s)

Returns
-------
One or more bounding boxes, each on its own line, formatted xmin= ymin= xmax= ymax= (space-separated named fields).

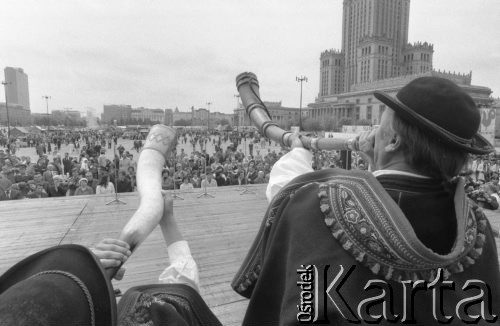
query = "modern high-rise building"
xmin=102 ymin=104 xmax=132 ymax=124
xmin=4 ymin=67 xmax=30 ymax=110
xmin=311 ymin=0 xmax=493 ymax=126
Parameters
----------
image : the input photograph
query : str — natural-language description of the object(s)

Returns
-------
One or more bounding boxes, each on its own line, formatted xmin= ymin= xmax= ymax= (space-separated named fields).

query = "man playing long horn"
xmin=233 ymin=77 xmax=500 ymax=325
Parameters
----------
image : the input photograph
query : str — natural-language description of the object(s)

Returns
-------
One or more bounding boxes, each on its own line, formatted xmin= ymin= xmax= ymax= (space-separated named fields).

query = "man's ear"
xmin=384 ymin=134 xmax=402 ymax=152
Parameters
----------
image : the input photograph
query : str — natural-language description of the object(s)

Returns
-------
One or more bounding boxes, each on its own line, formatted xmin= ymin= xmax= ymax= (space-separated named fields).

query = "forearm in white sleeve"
xmin=266 ymin=148 xmax=314 ymax=202
xmin=158 ymin=240 xmax=200 ymax=292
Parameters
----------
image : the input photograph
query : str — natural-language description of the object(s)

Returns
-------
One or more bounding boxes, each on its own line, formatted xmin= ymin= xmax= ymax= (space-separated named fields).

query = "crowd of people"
xmin=463 ymin=155 xmax=500 ymax=210
xmin=4 ymin=127 xmax=500 ymax=211
xmin=0 ymin=129 xmax=137 ymax=200
xmin=0 ymin=127 xmax=369 ymax=200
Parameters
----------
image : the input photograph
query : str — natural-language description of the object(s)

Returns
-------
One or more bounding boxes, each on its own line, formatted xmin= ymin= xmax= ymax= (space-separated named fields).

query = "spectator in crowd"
xmin=62 ymin=152 xmax=72 ymax=175
xmin=117 ymin=171 xmax=133 ymax=193
xmin=227 ymin=166 xmax=240 ymax=186
xmin=88 ymin=158 xmax=98 ymax=179
xmin=161 ymin=169 xmax=174 ymax=190
xmin=95 ymin=174 xmax=116 ymax=195
xmin=48 ymin=175 xmax=66 ymax=197
xmin=42 ymin=164 xmax=55 ymax=186
xmin=173 ymin=163 xmax=186 ymax=189
xmin=214 ymin=165 xmax=228 ymax=186
xmin=191 ymin=171 xmax=202 ymax=188
xmin=0 ymin=168 xmax=13 ymax=194
xmin=466 ymin=182 xmax=499 ymax=210
xmin=65 ymin=179 xmax=78 ymax=197
xmin=246 ymin=165 xmax=258 ymax=184
xmin=74 ymin=178 xmax=94 ymax=196
xmin=80 ymin=157 xmax=89 ymax=173
xmin=14 ymin=164 xmax=29 ymax=183
xmin=27 ymin=183 xmax=48 ymax=199
xmin=120 ymin=152 xmax=133 ymax=173
xmin=117 ymin=144 xmax=125 ymax=157
xmin=97 ymin=150 xmax=107 ymax=175
xmin=52 ymin=154 xmax=63 ymax=174
xmin=476 ymin=157 xmax=485 ymax=183
xmin=85 ymin=171 xmax=98 ymax=193
xmin=201 ymin=172 xmax=217 ymax=188
xmin=33 ymin=173 xmax=49 ymax=193
xmin=253 ymin=170 xmax=266 ymax=184
xmin=179 ymin=176 xmax=194 ymax=193
xmin=8 ymin=183 xmax=24 ymax=200
xmin=127 ymin=166 xmax=136 ymax=190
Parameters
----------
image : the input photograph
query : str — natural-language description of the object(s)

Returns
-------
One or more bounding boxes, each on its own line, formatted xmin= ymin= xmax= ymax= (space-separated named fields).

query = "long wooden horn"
xmin=236 ymin=72 xmax=359 ymax=151
xmin=106 ymin=124 xmax=176 ymax=278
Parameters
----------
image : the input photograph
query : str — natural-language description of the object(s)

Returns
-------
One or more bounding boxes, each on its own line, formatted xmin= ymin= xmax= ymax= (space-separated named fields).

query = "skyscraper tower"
xmin=4 ymin=67 xmax=30 ymax=110
xmin=341 ymin=0 xmax=410 ymax=91
xmin=313 ymin=0 xmax=488 ymax=124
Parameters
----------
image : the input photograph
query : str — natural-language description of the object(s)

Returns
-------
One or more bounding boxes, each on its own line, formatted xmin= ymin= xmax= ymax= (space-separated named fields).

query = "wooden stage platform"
xmin=2 ymin=184 xmax=500 ymax=325
xmin=0 ymin=185 xmax=268 ymax=326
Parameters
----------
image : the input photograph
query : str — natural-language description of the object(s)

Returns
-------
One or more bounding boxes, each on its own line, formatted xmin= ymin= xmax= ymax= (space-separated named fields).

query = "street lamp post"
xmin=1 ymin=81 xmax=12 ymax=153
xmin=233 ymin=94 xmax=240 ymax=129
xmin=206 ymin=101 xmax=212 ymax=131
xmin=296 ymin=76 xmax=308 ymax=131
xmin=42 ymin=95 xmax=51 ymax=131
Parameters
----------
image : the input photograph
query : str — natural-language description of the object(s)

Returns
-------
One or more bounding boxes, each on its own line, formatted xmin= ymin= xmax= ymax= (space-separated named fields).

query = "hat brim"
xmin=374 ymin=90 xmax=494 ymax=155
xmin=0 ymin=244 xmax=116 ymax=326
xmin=118 ymin=283 xmax=221 ymax=326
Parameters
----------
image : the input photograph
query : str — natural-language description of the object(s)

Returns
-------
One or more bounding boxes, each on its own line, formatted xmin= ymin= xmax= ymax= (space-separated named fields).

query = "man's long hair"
xmin=392 ymin=113 xmax=468 ymax=181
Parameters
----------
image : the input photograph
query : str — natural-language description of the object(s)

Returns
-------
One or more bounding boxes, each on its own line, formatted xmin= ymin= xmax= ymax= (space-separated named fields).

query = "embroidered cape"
xmin=232 ymin=168 xmax=489 ymax=297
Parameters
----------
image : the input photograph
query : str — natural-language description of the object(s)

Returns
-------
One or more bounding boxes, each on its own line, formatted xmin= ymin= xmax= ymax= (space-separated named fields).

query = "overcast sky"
xmin=1 ymin=0 xmax=499 ymax=115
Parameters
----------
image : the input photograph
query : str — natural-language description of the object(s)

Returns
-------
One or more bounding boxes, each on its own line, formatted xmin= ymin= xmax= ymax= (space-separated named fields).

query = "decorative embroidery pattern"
xmin=146 ymin=132 xmax=173 ymax=146
xmin=318 ymin=175 xmax=488 ymax=282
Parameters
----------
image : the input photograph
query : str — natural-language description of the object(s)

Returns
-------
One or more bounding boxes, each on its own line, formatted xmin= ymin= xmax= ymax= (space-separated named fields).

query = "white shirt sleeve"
xmin=158 ymin=240 xmax=200 ymax=292
xmin=266 ymin=148 xmax=314 ymax=203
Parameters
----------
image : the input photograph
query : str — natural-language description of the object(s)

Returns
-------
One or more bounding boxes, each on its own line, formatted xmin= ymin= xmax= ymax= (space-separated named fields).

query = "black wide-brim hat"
xmin=374 ymin=77 xmax=493 ymax=154
xmin=0 ymin=244 xmax=116 ymax=326
xmin=117 ymin=284 xmax=221 ymax=326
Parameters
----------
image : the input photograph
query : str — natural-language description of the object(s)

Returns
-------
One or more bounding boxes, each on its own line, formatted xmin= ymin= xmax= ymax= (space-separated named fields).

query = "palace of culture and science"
xmin=308 ymin=0 xmax=494 ymax=126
